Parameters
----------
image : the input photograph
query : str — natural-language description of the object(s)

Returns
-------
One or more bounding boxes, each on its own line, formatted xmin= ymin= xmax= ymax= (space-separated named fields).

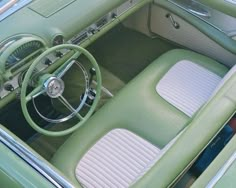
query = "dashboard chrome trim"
xmin=68 ymin=0 xmax=142 ymax=45
xmin=0 ymin=127 xmax=74 ymax=188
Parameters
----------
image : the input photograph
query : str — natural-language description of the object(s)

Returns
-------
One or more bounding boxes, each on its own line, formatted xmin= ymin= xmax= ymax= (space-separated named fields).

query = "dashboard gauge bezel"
xmin=0 ymin=34 xmax=47 ymax=100
xmin=0 ymin=34 xmax=47 ymax=77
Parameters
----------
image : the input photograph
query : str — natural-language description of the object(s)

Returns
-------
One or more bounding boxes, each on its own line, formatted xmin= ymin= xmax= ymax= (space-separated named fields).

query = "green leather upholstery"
xmin=51 ymin=49 xmax=230 ymax=187
xmin=192 ymin=135 xmax=236 ymax=188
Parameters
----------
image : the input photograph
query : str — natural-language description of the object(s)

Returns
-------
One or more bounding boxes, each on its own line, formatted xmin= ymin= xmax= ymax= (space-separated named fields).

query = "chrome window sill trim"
xmin=0 ymin=128 xmax=74 ymax=188
xmin=225 ymin=0 xmax=236 ymax=5
xmin=206 ymin=151 xmax=236 ymax=188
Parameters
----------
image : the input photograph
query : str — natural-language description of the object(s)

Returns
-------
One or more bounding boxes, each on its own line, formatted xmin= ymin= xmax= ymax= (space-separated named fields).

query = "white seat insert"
xmin=156 ymin=60 xmax=222 ymax=117
xmin=76 ymin=129 xmax=163 ymax=188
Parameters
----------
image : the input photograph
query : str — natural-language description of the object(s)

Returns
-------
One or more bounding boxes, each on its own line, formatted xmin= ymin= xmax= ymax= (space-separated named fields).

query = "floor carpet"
xmin=89 ymin=25 xmax=178 ymax=83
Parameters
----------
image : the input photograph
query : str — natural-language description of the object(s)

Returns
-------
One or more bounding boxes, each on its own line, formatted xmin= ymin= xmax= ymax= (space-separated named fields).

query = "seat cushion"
xmin=51 ymin=49 xmax=228 ymax=187
xmin=76 ymin=129 xmax=160 ymax=187
xmin=76 ymin=128 xmax=184 ymax=188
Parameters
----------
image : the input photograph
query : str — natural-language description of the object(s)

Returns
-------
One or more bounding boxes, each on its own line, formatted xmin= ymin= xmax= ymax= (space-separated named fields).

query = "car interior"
xmin=1 ymin=0 xmax=236 ymax=187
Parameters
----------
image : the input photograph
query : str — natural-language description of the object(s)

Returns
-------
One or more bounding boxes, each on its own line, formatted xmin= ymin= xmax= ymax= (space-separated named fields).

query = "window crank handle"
xmin=166 ymin=13 xmax=180 ymax=29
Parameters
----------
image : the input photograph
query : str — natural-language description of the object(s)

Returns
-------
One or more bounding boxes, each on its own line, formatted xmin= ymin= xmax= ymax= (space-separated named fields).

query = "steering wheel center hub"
xmin=44 ymin=77 xmax=65 ymax=98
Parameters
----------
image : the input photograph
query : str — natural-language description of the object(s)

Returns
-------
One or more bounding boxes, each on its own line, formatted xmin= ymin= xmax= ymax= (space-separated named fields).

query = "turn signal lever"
xmin=81 ymin=67 xmax=97 ymax=107
xmin=89 ymin=67 xmax=96 ymax=87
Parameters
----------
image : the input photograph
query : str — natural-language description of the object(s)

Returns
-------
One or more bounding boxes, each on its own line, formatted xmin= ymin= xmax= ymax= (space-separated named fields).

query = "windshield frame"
xmin=0 ymin=0 xmax=32 ymax=22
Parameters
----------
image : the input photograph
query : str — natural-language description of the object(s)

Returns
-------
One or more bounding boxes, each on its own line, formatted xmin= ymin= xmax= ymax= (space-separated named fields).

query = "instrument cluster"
xmin=0 ymin=34 xmax=46 ymax=99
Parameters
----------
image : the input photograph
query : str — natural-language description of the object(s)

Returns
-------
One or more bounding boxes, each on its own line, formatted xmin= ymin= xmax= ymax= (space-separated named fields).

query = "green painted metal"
xmin=0 ymin=142 xmax=54 ymax=188
xmin=20 ymin=44 xmax=102 ymax=136
xmin=214 ymin=161 xmax=236 ymax=188
xmin=192 ymin=135 xmax=236 ymax=187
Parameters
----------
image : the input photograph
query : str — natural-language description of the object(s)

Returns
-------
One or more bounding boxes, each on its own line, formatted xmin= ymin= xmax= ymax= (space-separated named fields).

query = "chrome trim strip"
xmin=225 ymin=0 xmax=236 ymax=5
xmin=0 ymin=128 xmax=74 ymax=188
xmin=68 ymin=0 xmax=142 ymax=45
xmin=206 ymin=151 xmax=236 ymax=188
xmin=188 ymin=8 xmax=210 ymax=18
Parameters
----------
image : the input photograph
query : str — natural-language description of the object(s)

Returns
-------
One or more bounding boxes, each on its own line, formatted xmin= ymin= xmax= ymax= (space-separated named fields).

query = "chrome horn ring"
xmin=32 ymin=61 xmax=90 ymax=124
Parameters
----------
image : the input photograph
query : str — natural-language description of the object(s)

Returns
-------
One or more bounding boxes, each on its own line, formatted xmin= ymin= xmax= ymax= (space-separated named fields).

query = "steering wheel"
xmin=20 ymin=44 xmax=102 ymax=136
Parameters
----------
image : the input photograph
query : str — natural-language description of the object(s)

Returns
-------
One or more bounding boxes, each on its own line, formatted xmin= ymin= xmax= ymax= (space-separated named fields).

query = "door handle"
xmin=188 ymin=8 xmax=211 ymax=18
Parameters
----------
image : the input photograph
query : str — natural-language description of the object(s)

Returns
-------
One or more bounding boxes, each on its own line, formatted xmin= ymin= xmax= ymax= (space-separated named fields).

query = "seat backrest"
xmin=156 ymin=60 xmax=222 ymax=117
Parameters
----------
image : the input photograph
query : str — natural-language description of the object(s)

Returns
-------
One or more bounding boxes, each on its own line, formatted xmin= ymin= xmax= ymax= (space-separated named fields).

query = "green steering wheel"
xmin=20 ymin=44 xmax=102 ymax=136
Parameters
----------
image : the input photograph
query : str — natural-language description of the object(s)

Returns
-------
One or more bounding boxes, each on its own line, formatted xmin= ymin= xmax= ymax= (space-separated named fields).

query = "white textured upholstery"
xmin=76 ymin=129 xmax=179 ymax=188
xmin=156 ymin=60 xmax=222 ymax=117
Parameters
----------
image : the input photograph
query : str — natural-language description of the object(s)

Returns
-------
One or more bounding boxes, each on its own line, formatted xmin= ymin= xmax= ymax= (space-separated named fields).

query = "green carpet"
xmin=88 ymin=25 xmax=178 ymax=83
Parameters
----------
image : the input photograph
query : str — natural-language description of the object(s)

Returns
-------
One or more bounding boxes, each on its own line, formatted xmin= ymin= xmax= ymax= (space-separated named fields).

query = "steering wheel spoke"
xmin=54 ymin=52 xmax=80 ymax=78
xmin=26 ymin=85 xmax=45 ymax=103
xmin=58 ymin=95 xmax=84 ymax=121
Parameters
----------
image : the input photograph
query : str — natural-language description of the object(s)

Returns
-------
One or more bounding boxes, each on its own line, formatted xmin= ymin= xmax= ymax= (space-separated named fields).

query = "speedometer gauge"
xmin=5 ymin=40 xmax=44 ymax=69
xmin=0 ymin=35 xmax=46 ymax=80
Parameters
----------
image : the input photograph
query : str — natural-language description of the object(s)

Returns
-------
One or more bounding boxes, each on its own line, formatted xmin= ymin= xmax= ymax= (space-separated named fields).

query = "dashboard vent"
xmin=96 ymin=16 xmax=108 ymax=29
xmin=71 ymin=32 xmax=88 ymax=45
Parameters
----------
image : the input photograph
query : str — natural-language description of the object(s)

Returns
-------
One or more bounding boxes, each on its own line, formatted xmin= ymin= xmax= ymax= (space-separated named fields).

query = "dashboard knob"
xmin=4 ymin=84 xmax=14 ymax=91
xmin=44 ymin=58 xmax=52 ymax=66
xmin=111 ymin=13 xmax=117 ymax=19
xmin=55 ymin=51 xmax=63 ymax=58
xmin=89 ymin=67 xmax=96 ymax=76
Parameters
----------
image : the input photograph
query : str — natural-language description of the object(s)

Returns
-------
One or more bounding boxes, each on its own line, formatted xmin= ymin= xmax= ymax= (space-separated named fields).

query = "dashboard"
xmin=0 ymin=0 xmax=149 ymax=108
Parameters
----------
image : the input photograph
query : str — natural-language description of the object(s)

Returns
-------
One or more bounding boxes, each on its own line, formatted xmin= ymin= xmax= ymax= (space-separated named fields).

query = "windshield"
xmin=0 ymin=0 xmax=32 ymax=21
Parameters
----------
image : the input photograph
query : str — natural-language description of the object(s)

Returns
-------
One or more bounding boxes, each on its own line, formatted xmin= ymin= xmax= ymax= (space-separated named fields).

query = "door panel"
xmin=150 ymin=5 xmax=236 ymax=67
xmin=168 ymin=0 xmax=236 ymax=37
